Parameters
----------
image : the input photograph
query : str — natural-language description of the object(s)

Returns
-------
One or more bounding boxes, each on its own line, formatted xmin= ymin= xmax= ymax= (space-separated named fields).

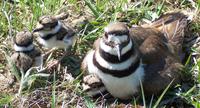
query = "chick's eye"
xmin=104 ymin=32 xmax=108 ymax=38
xmin=39 ymin=20 xmax=42 ymax=24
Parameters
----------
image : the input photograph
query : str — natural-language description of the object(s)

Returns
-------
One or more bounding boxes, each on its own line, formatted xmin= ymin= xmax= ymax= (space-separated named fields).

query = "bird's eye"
xmin=39 ymin=20 xmax=42 ymax=24
xmin=105 ymin=32 xmax=108 ymax=38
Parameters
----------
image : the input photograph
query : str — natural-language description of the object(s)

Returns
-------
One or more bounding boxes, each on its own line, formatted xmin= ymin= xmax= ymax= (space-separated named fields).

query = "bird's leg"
xmin=35 ymin=56 xmax=44 ymax=71
xmin=59 ymin=48 xmax=70 ymax=60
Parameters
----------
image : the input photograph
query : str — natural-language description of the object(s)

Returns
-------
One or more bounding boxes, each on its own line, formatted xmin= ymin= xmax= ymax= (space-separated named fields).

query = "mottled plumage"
xmin=11 ymin=31 xmax=42 ymax=72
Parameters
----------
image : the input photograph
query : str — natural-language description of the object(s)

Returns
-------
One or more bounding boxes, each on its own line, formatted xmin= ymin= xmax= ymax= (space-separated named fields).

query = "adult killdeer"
xmin=82 ymin=12 xmax=188 ymax=99
xmin=32 ymin=15 xmax=76 ymax=49
xmin=11 ymin=31 xmax=42 ymax=72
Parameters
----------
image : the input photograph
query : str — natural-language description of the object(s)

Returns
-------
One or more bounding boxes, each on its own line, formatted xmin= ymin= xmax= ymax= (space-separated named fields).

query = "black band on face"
xmin=45 ymin=21 xmax=58 ymax=29
xmin=99 ymin=42 xmax=134 ymax=63
xmin=41 ymin=32 xmax=57 ymax=40
xmin=40 ymin=26 xmax=68 ymax=40
xmin=107 ymin=30 xmax=129 ymax=36
xmin=100 ymin=38 xmax=133 ymax=63
xmin=93 ymin=53 xmax=140 ymax=78
xmin=103 ymin=36 xmax=131 ymax=48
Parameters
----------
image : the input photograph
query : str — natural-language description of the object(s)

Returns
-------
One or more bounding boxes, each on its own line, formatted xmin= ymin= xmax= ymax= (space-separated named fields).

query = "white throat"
xmin=14 ymin=44 xmax=34 ymax=52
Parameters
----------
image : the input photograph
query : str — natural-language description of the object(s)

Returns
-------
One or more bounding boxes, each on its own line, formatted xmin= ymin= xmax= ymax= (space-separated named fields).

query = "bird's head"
xmin=102 ymin=22 xmax=131 ymax=61
xmin=33 ymin=15 xmax=59 ymax=32
xmin=14 ymin=31 xmax=34 ymax=52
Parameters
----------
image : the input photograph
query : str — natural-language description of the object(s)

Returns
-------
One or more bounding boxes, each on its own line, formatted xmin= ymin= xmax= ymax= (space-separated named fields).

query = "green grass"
xmin=0 ymin=94 xmax=13 ymax=106
xmin=51 ymin=71 xmax=56 ymax=108
xmin=0 ymin=0 xmax=199 ymax=107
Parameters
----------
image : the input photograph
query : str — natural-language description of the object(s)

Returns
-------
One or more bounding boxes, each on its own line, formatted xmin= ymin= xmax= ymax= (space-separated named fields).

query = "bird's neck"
xmin=93 ymin=39 xmax=141 ymax=78
xmin=14 ymin=44 xmax=34 ymax=53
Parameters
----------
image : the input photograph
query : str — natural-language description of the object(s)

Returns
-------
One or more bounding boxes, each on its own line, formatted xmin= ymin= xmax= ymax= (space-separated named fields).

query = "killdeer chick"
xmin=82 ymin=73 xmax=108 ymax=97
xmin=11 ymin=31 xmax=42 ymax=72
xmin=82 ymin=12 xmax=188 ymax=99
xmin=33 ymin=15 xmax=76 ymax=49
xmin=32 ymin=15 xmax=76 ymax=68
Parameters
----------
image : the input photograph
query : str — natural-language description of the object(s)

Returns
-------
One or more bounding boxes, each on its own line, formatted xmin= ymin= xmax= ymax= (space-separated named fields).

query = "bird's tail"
xmin=151 ymin=12 xmax=188 ymax=47
xmin=143 ymin=12 xmax=189 ymax=62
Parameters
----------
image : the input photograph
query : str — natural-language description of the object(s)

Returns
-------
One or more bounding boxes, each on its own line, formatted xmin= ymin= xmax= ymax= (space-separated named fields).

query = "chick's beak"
xmin=116 ymin=44 xmax=123 ymax=61
xmin=32 ymin=24 xmax=44 ymax=32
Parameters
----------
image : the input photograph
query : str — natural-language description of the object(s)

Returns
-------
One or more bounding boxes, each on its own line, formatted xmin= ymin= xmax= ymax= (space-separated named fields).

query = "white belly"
xmin=38 ymin=36 xmax=70 ymax=49
xmin=85 ymin=51 xmax=145 ymax=99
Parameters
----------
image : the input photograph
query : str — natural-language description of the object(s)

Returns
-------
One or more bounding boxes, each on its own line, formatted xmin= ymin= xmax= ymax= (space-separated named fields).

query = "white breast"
xmin=37 ymin=21 xmax=74 ymax=49
xmin=85 ymin=50 xmax=145 ymax=99
xmin=37 ymin=36 xmax=71 ymax=49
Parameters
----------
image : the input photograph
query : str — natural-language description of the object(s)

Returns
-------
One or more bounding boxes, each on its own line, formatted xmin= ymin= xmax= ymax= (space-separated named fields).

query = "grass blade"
xmin=51 ymin=71 xmax=56 ymax=108
xmin=140 ymin=80 xmax=146 ymax=108
xmin=84 ymin=0 xmax=100 ymax=18
xmin=153 ymin=79 xmax=174 ymax=108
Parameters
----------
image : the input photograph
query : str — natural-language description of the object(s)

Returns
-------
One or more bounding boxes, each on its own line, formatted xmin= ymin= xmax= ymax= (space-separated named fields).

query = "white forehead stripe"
xmin=14 ymin=44 xmax=34 ymax=52
xmin=39 ymin=21 xmax=62 ymax=37
xmin=100 ymin=39 xmax=132 ymax=55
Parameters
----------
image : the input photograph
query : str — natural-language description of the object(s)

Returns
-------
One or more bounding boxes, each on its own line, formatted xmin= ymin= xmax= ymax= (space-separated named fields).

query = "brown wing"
xmin=138 ymin=30 xmax=183 ymax=95
xmin=143 ymin=56 xmax=183 ymax=95
xmin=11 ymin=52 xmax=33 ymax=72
xmin=55 ymin=20 xmax=75 ymax=40
xmin=56 ymin=26 xmax=69 ymax=40
xmin=129 ymin=26 xmax=162 ymax=46
xmin=27 ymin=47 xmax=41 ymax=58
xmin=139 ymin=32 xmax=177 ymax=64
xmin=31 ymin=48 xmax=42 ymax=67
xmin=134 ymin=12 xmax=188 ymax=63
xmin=93 ymin=38 xmax=101 ymax=49
xmin=130 ymin=25 xmax=175 ymax=64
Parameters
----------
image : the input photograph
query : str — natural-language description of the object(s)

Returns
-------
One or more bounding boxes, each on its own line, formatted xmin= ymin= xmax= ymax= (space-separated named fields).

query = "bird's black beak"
xmin=32 ymin=25 xmax=44 ymax=32
xmin=116 ymin=44 xmax=123 ymax=61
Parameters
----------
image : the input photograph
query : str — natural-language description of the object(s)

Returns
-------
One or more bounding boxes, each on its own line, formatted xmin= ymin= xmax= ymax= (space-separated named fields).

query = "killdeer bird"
xmin=32 ymin=15 xmax=76 ymax=49
xmin=11 ymin=31 xmax=42 ymax=72
xmin=82 ymin=12 xmax=188 ymax=99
